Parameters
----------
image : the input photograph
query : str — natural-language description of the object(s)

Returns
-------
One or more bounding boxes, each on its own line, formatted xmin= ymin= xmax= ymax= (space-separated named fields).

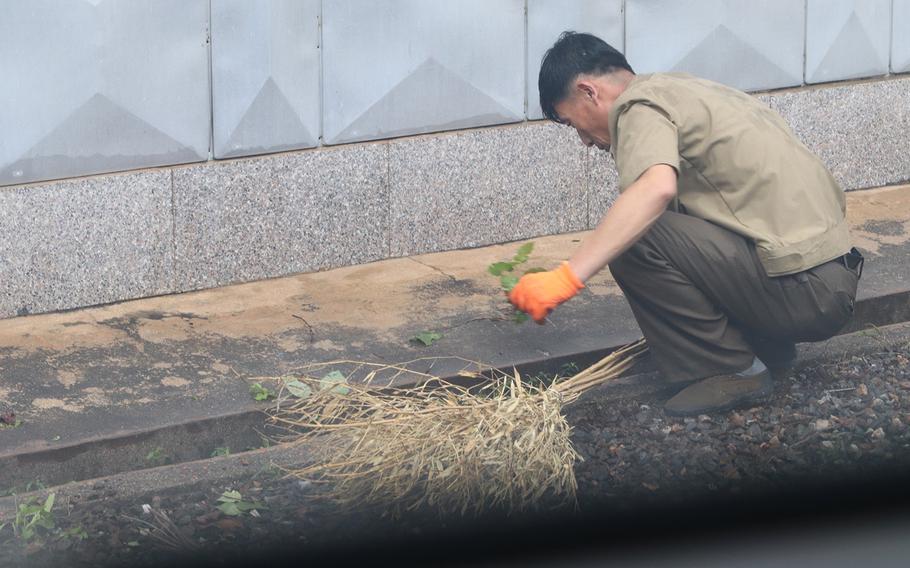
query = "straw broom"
xmin=268 ymin=339 xmax=647 ymax=517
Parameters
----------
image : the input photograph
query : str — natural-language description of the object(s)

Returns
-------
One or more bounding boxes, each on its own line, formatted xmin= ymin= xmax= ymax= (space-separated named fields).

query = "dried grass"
xmin=268 ymin=339 xmax=647 ymax=517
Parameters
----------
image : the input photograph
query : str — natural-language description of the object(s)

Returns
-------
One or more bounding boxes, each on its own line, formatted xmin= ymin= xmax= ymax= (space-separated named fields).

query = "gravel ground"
xmin=568 ymin=344 xmax=910 ymax=507
xmin=3 ymin=338 xmax=910 ymax=567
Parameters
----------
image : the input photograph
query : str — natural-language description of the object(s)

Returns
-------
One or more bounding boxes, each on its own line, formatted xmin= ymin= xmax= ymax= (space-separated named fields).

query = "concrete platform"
xmin=1 ymin=183 xmax=909 ymax=490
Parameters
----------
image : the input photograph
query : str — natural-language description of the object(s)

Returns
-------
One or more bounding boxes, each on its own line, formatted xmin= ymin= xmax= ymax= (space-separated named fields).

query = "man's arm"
xmin=568 ymin=163 xmax=677 ymax=282
xmin=508 ymin=163 xmax=677 ymax=323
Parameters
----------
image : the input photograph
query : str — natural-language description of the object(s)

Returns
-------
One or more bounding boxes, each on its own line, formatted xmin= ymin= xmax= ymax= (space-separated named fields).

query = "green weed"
xmin=488 ymin=242 xmax=544 ymax=323
xmin=0 ymin=493 xmax=56 ymax=542
xmin=216 ymin=490 xmax=266 ymax=517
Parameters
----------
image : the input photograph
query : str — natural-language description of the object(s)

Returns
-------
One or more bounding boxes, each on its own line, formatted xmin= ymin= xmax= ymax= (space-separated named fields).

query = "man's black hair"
xmin=538 ymin=31 xmax=634 ymax=122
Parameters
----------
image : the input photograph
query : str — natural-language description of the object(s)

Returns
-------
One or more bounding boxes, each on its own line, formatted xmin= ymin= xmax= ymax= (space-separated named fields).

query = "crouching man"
xmin=509 ymin=32 xmax=863 ymax=415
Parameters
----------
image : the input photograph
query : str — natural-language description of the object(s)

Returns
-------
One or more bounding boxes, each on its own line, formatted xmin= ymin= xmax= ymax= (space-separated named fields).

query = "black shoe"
xmin=747 ymin=337 xmax=797 ymax=376
xmin=665 ymin=362 xmax=773 ymax=416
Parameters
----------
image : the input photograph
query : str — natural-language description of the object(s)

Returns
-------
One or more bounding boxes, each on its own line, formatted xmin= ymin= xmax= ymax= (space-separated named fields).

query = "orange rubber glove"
xmin=508 ymin=262 xmax=585 ymax=323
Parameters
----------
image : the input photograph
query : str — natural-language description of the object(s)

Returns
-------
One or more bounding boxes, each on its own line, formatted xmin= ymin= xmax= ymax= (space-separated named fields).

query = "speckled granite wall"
xmin=0 ymin=171 xmax=173 ymax=317
xmin=768 ymin=79 xmax=910 ymax=191
xmin=172 ymin=143 xmax=389 ymax=291
xmin=1 ymin=76 xmax=908 ymax=318
xmin=389 ymin=123 xmax=587 ymax=256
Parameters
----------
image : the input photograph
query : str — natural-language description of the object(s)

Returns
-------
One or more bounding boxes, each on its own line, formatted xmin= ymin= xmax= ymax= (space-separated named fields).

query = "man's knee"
xmin=609 ymin=212 xmax=677 ymax=278
xmin=608 ymin=240 xmax=645 ymax=281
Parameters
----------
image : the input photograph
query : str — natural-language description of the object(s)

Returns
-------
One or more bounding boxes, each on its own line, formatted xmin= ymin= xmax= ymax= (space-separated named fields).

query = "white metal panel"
xmin=806 ymin=0 xmax=891 ymax=83
xmin=322 ymin=0 xmax=524 ymax=145
xmin=0 ymin=0 xmax=210 ymax=187
xmin=626 ymin=0 xmax=804 ymax=92
xmin=527 ymin=0 xmax=624 ymax=120
xmin=211 ymin=0 xmax=320 ymax=158
xmin=893 ymin=0 xmax=910 ymax=73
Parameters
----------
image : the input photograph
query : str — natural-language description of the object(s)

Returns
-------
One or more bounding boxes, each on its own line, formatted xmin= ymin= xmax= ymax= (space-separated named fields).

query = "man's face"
xmin=553 ymin=78 xmax=615 ymax=151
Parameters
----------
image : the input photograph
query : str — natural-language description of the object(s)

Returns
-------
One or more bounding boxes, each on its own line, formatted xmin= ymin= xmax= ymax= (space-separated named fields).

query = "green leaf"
xmin=319 ymin=371 xmax=350 ymax=395
xmin=285 ymin=379 xmax=312 ymax=399
xmin=19 ymin=501 xmax=40 ymax=514
xmin=145 ymin=448 xmax=166 ymax=463
xmin=513 ymin=312 xmax=530 ymax=324
xmin=218 ymin=490 xmax=242 ymax=503
xmin=410 ymin=331 xmax=443 ymax=347
xmin=515 ymin=242 xmax=534 ymax=259
xmin=500 ymin=274 xmax=520 ymax=292
xmin=35 ymin=516 xmax=54 ymax=530
xmin=249 ymin=382 xmax=273 ymax=401
xmin=43 ymin=493 xmax=55 ymax=513
xmin=487 ymin=262 xmax=515 ymax=276
xmin=218 ymin=502 xmax=242 ymax=516
xmin=211 ymin=447 xmax=231 ymax=458
xmin=523 ymin=267 xmax=547 ymax=274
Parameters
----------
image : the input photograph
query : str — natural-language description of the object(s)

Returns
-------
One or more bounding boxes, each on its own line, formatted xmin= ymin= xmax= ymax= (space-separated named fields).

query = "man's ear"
xmin=575 ymin=79 xmax=597 ymax=104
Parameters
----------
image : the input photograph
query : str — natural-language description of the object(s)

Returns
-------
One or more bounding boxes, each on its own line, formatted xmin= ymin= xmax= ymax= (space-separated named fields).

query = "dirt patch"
xmin=30 ymin=398 xmax=83 ymax=413
xmin=160 ymin=377 xmax=190 ymax=388
xmin=411 ymin=278 xmax=492 ymax=301
xmin=847 ymin=184 xmax=910 ymax=255
xmin=861 ymin=219 xmax=906 ymax=237
xmin=56 ymin=371 xmax=82 ymax=389
xmin=80 ymin=387 xmax=111 ymax=407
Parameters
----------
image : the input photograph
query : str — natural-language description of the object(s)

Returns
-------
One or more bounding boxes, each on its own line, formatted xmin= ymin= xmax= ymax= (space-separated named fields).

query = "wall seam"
xmin=169 ymin=169 xmax=178 ymax=291
xmin=523 ymin=0 xmax=529 ymax=119
xmin=206 ymin=0 xmax=215 ymax=160
xmin=803 ymin=0 xmax=809 ymax=85
xmin=318 ymin=0 xmax=325 ymax=147
xmin=891 ymin=0 xmax=896 ymax=73
xmin=622 ymin=0 xmax=627 ymax=53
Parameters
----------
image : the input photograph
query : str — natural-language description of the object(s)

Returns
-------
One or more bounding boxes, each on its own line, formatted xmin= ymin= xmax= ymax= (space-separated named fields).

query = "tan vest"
xmin=608 ymin=73 xmax=850 ymax=276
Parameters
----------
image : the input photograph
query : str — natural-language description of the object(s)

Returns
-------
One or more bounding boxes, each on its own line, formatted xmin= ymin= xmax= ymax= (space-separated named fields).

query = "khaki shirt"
xmin=608 ymin=73 xmax=850 ymax=276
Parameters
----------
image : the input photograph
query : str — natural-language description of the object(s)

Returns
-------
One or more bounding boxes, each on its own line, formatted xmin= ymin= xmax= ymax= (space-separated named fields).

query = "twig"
xmin=123 ymin=507 xmax=198 ymax=552
xmin=292 ymin=314 xmax=316 ymax=342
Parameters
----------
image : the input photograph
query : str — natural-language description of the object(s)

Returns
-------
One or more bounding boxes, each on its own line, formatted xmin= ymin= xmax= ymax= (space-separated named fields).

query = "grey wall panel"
xmin=322 ymin=0 xmax=524 ymax=145
xmin=0 ymin=0 xmax=210 ymax=187
xmin=806 ymin=0 xmax=891 ymax=84
xmin=625 ymin=0 xmax=804 ymax=92
xmin=389 ymin=123 xmax=586 ymax=256
xmin=0 ymin=171 xmax=174 ymax=318
xmin=768 ymin=77 xmax=910 ymax=190
xmin=527 ymin=0 xmax=624 ymax=120
xmin=212 ymin=0 xmax=320 ymax=159
xmin=894 ymin=0 xmax=910 ymax=73
xmin=174 ymin=145 xmax=389 ymax=291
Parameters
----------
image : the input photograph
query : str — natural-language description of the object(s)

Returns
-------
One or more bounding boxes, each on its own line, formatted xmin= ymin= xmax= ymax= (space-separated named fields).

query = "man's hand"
xmin=508 ymin=262 xmax=584 ymax=323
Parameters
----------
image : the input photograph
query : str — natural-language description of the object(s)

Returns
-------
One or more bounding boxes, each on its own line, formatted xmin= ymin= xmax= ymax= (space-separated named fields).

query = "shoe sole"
xmin=663 ymin=376 xmax=775 ymax=417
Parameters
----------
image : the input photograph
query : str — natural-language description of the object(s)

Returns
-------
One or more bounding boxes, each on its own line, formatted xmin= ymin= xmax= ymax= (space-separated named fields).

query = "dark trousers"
xmin=609 ymin=211 xmax=861 ymax=383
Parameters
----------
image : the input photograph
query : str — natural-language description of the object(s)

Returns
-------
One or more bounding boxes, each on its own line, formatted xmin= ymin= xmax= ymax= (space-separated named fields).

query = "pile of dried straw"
xmin=268 ymin=339 xmax=646 ymax=517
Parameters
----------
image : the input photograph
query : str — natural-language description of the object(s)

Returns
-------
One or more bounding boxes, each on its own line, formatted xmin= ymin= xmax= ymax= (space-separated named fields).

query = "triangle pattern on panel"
xmin=0 ymin=93 xmax=198 ymax=185
xmin=671 ymin=24 xmax=796 ymax=90
xmin=220 ymin=77 xmax=314 ymax=158
xmin=809 ymin=12 xmax=884 ymax=82
xmin=331 ymin=57 xmax=519 ymax=144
